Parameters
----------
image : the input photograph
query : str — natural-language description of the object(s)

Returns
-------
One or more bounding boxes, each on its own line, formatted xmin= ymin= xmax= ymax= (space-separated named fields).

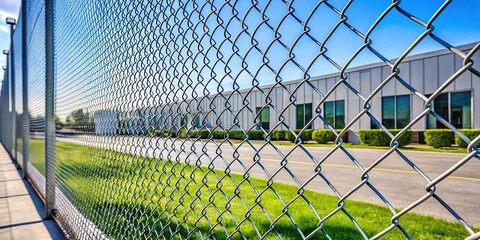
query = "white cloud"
xmin=0 ymin=0 xmax=20 ymax=54
xmin=0 ymin=0 xmax=21 ymax=18
xmin=0 ymin=25 xmax=8 ymax=33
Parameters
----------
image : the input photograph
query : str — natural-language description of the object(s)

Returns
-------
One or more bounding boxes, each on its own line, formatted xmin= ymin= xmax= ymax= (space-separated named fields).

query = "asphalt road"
xmin=57 ymin=135 xmax=480 ymax=226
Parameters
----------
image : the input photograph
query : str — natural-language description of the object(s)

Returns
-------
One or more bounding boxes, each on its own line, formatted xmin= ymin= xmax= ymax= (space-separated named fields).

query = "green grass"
xmin=29 ymin=139 xmax=45 ymax=173
xmin=28 ymin=140 xmax=476 ymax=239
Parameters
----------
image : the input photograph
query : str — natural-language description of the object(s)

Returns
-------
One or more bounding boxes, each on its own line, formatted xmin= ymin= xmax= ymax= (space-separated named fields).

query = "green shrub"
xmin=312 ymin=130 xmax=335 ymax=144
xmin=424 ymin=129 xmax=454 ymax=148
xmin=248 ymin=130 xmax=265 ymax=140
xmin=302 ymin=129 xmax=314 ymax=141
xmin=285 ymin=131 xmax=294 ymax=142
xmin=189 ymin=130 xmax=198 ymax=138
xmin=158 ymin=129 xmax=178 ymax=138
xmin=212 ymin=130 xmax=226 ymax=139
xmin=199 ymin=129 xmax=209 ymax=139
xmin=359 ymin=129 xmax=412 ymax=147
xmin=228 ymin=130 xmax=245 ymax=140
xmin=286 ymin=129 xmax=314 ymax=142
xmin=271 ymin=130 xmax=288 ymax=141
xmin=179 ymin=129 xmax=187 ymax=139
xmin=454 ymin=129 xmax=480 ymax=148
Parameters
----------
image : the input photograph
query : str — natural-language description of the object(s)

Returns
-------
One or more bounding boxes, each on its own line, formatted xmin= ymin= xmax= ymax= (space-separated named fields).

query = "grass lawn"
xmin=29 ymin=139 xmax=46 ymax=174
xmin=29 ymin=140 xmax=477 ymax=239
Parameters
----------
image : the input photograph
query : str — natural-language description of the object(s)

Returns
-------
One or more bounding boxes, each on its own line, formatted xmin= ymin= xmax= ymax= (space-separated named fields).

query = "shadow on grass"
xmin=26 ymin=139 xmax=477 ymax=239
xmin=81 ymin=201 xmax=368 ymax=240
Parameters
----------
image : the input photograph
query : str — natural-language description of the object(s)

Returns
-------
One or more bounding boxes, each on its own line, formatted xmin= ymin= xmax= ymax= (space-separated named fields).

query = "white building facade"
xmin=96 ymin=43 xmax=479 ymax=143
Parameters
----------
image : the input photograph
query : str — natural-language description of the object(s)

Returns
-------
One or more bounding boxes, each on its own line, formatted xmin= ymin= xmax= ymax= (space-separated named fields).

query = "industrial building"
xmin=94 ymin=43 xmax=479 ymax=143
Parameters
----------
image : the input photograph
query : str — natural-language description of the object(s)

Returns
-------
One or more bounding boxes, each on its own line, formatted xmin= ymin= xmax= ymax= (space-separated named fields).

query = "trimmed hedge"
xmin=151 ymin=129 xmax=161 ymax=137
xmin=199 ymin=129 xmax=209 ymax=139
xmin=358 ymin=129 xmax=412 ymax=147
xmin=312 ymin=130 xmax=349 ymax=144
xmin=248 ymin=130 xmax=265 ymax=140
xmin=455 ymin=129 xmax=480 ymax=148
xmin=228 ymin=130 xmax=244 ymax=140
xmin=212 ymin=130 xmax=226 ymax=139
xmin=312 ymin=130 xmax=335 ymax=144
xmin=152 ymin=129 xmax=179 ymax=137
xmin=189 ymin=129 xmax=265 ymax=140
xmin=286 ymin=129 xmax=314 ymax=142
xmin=189 ymin=130 xmax=198 ymax=138
xmin=185 ymin=129 xmax=266 ymax=140
xmin=424 ymin=129 xmax=454 ymax=148
xmin=152 ymin=128 xmax=351 ymax=144
xmin=189 ymin=129 xmax=209 ymax=139
xmin=271 ymin=130 xmax=288 ymax=141
xmin=179 ymin=129 xmax=187 ymax=139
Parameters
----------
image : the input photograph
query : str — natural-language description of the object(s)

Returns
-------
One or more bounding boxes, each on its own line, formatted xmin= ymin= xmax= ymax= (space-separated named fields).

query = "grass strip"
xmin=28 ymin=139 xmax=476 ymax=239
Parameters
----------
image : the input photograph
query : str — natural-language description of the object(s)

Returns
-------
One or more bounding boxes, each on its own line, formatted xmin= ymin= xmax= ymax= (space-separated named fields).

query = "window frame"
xmin=256 ymin=106 xmax=270 ymax=130
xmin=381 ymin=94 xmax=411 ymax=129
xmin=296 ymin=103 xmax=313 ymax=129
xmin=427 ymin=90 xmax=472 ymax=129
xmin=324 ymin=99 xmax=345 ymax=129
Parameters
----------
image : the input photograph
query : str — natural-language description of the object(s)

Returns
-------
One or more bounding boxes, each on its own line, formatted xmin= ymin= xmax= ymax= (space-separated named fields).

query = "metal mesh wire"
xmin=25 ymin=0 xmax=47 ymax=185
xmin=2 ymin=0 xmax=480 ymax=239
xmin=14 ymin=15 xmax=24 ymax=168
xmin=0 ymin=65 xmax=13 ymax=156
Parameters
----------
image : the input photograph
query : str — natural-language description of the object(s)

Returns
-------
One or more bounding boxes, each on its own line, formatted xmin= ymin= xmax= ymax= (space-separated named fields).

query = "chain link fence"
xmin=1 ymin=0 xmax=480 ymax=239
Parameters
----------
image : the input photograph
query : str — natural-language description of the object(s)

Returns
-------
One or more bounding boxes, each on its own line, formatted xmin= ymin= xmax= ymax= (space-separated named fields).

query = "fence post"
xmin=6 ymin=18 xmax=16 ymax=163
xmin=22 ymin=0 xmax=29 ymax=179
xmin=0 ymin=54 xmax=8 ymax=154
xmin=45 ymin=0 xmax=56 ymax=219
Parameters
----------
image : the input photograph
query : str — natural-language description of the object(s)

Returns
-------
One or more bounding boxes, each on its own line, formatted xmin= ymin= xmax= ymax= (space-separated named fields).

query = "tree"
xmin=55 ymin=115 xmax=64 ymax=130
xmin=71 ymin=109 xmax=86 ymax=127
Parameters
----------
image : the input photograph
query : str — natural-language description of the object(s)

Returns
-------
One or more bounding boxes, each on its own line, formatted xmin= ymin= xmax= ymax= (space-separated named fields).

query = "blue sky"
xmin=1 ymin=0 xmax=479 ymax=92
xmin=0 ymin=0 xmax=20 ymax=66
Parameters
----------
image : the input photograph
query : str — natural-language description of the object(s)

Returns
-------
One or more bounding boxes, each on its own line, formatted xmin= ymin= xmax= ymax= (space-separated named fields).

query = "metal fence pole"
xmin=6 ymin=18 xmax=17 ymax=163
xmin=45 ymin=0 xmax=56 ymax=219
xmin=2 ymin=47 xmax=12 ymax=158
xmin=22 ymin=0 xmax=29 ymax=179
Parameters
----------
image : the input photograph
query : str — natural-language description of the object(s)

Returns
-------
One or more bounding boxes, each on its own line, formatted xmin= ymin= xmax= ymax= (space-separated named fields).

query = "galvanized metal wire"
xmin=1 ymin=0 xmax=479 ymax=239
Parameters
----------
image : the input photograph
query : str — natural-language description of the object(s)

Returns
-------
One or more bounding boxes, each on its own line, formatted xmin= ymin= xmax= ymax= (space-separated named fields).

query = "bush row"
xmin=424 ymin=130 xmax=453 ymax=148
xmin=149 ymin=129 xmax=349 ymax=143
xmin=358 ymin=129 xmax=412 ymax=147
xmin=151 ymin=129 xmax=267 ymax=140
xmin=269 ymin=129 xmax=348 ymax=143
xmin=424 ymin=129 xmax=480 ymax=148
xmin=311 ymin=130 xmax=349 ymax=144
xmin=138 ymin=128 xmax=480 ymax=149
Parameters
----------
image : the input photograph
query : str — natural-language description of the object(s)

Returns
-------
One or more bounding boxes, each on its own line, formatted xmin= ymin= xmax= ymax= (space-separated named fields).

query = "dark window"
xmin=451 ymin=91 xmax=471 ymax=128
xmin=151 ymin=116 xmax=157 ymax=128
xmin=158 ymin=116 xmax=164 ymax=128
xmin=382 ymin=96 xmax=395 ymax=129
xmin=382 ymin=95 xmax=410 ymax=129
xmin=396 ymin=95 xmax=410 ymax=129
xmin=296 ymin=103 xmax=312 ymax=129
xmin=256 ymin=107 xmax=270 ymax=130
xmin=194 ymin=115 xmax=202 ymax=128
xmin=428 ymin=91 xmax=471 ymax=129
xmin=324 ymin=100 xmax=345 ymax=129
xmin=181 ymin=115 xmax=189 ymax=128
